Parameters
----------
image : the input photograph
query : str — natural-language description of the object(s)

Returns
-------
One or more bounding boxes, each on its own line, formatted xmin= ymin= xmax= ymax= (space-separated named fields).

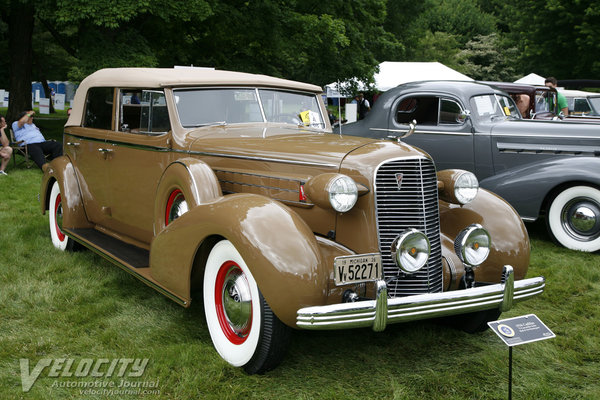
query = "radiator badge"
xmin=395 ymin=173 xmax=404 ymax=191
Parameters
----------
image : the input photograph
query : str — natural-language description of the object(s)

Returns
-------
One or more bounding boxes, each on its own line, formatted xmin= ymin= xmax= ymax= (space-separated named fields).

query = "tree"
xmin=456 ymin=33 xmax=518 ymax=81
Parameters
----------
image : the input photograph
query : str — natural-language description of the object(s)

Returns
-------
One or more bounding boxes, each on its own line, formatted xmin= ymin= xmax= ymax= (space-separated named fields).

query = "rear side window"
xmin=84 ymin=87 xmax=114 ymax=129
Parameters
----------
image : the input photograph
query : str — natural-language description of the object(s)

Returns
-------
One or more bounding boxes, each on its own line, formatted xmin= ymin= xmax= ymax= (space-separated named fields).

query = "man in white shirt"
xmin=11 ymin=110 xmax=62 ymax=170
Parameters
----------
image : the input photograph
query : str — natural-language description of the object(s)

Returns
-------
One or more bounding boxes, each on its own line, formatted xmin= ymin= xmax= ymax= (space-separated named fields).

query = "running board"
xmin=63 ymin=228 xmax=189 ymax=307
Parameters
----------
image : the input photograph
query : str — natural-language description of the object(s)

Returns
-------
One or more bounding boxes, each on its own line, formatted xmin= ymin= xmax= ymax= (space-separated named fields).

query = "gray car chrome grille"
xmin=374 ymin=157 xmax=443 ymax=297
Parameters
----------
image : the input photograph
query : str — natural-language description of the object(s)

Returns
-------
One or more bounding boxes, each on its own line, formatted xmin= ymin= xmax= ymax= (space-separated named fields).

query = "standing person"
xmin=11 ymin=110 xmax=62 ymax=170
xmin=356 ymin=93 xmax=371 ymax=120
xmin=0 ymin=115 xmax=13 ymax=175
xmin=544 ymin=77 xmax=569 ymax=116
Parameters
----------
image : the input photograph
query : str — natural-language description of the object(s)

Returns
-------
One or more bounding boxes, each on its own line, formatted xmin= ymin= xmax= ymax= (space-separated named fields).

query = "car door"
xmin=101 ymin=88 xmax=173 ymax=245
xmin=65 ymin=87 xmax=113 ymax=226
xmin=394 ymin=95 xmax=475 ymax=172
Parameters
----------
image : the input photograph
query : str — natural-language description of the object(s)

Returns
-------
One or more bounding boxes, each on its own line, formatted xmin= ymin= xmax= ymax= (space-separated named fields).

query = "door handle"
xmin=98 ymin=148 xmax=113 ymax=153
xmin=66 ymin=142 xmax=80 ymax=147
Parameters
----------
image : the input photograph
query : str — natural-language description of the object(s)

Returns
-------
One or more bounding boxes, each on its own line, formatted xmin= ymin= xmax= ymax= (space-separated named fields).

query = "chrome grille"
xmin=374 ymin=157 xmax=443 ymax=297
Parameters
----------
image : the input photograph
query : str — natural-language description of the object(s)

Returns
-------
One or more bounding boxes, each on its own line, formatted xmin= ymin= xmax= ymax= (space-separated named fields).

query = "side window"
xmin=439 ymin=99 xmax=463 ymax=124
xmin=573 ymin=98 xmax=591 ymax=114
xmin=119 ymin=89 xmax=170 ymax=135
xmin=84 ymin=87 xmax=114 ymax=129
xmin=395 ymin=96 xmax=439 ymax=125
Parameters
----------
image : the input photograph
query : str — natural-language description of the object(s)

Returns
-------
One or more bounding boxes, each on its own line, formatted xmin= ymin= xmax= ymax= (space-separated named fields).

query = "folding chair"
xmin=9 ymin=129 xmax=32 ymax=168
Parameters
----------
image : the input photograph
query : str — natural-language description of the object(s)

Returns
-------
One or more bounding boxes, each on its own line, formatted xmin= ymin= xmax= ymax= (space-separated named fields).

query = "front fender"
xmin=480 ymin=156 xmax=600 ymax=219
xmin=149 ymin=193 xmax=326 ymax=327
xmin=40 ymin=156 xmax=91 ymax=230
xmin=439 ymin=188 xmax=530 ymax=282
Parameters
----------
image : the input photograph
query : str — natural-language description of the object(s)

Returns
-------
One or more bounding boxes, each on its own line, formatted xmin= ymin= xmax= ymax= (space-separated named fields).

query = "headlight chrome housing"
xmin=454 ymin=224 xmax=491 ymax=267
xmin=391 ymin=229 xmax=430 ymax=274
xmin=454 ymin=171 xmax=479 ymax=204
xmin=327 ymin=175 xmax=358 ymax=213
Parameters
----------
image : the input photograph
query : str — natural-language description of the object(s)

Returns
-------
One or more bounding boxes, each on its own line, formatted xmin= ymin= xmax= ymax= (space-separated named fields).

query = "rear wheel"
xmin=203 ymin=240 xmax=290 ymax=374
xmin=547 ymin=185 xmax=600 ymax=252
xmin=49 ymin=181 xmax=76 ymax=251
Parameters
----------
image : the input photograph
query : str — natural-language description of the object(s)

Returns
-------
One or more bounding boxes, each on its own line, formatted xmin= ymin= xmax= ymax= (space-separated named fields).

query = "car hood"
xmin=185 ymin=124 xmax=387 ymax=168
xmin=490 ymin=119 xmax=600 ymax=141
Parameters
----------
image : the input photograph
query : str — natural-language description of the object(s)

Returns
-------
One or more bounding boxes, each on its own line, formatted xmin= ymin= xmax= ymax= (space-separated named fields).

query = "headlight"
xmin=454 ymin=171 xmax=479 ymax=204
xmin=437 ymin=170 xmax=479 ymax=205
xmin=327 ymin=175 xmax=358 ymax=212
xmin=391 ymin=229 xmax=430 ymax=273
xmin=454 ymin=224 xmax=491 ymax=267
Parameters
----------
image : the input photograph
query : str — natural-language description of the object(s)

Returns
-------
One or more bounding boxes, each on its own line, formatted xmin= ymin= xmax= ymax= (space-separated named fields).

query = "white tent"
xmin=327 ymin=61 xmax=473 ymax=95
xmin=514 ymin=73 xmax=546 ymax=85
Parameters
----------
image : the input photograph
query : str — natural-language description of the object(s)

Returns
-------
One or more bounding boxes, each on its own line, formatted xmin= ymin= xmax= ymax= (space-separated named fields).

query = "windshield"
xmin=471 ymin=94 xmax=520 ymax=123
xmin=173 ymin=88 xmax=325 ymax=129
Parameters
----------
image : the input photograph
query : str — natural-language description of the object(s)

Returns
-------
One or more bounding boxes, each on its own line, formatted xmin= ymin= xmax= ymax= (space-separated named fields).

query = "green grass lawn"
xmin=1 ymin=167 xmax=599 ymax=399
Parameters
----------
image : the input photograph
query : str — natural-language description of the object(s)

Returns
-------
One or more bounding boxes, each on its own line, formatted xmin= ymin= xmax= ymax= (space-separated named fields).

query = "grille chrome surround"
xmin=374 ymin=157 xmax=443 ymax=297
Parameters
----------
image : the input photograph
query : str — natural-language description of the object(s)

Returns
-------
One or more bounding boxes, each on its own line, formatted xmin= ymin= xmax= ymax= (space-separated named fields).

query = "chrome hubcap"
xmin=561 ymin=198 xmax=600 ymax=241
xmin=222 ymin=268 xmax=252 ymax=337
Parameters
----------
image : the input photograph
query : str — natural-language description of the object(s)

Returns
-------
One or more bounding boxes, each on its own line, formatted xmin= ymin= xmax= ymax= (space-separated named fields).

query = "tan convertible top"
xmin=67 ymin=68 xmax=323 ymax=127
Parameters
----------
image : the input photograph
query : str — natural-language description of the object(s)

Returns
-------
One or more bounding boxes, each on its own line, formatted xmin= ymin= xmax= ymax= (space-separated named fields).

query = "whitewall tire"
xmin=547 ymin=185 xmax=600 ymax=252
xmin=203 ymin=240 xmax=290 ymax=374
xmin=49 ymin=181 xmax=75 ymax=251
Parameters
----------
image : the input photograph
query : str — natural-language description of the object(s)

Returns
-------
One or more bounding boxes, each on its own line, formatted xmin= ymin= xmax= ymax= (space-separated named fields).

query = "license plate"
xmin=334 ymin=253 xmax=382 ymax=285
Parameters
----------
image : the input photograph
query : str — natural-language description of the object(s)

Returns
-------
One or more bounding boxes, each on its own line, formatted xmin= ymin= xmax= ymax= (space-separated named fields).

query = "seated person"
xmin=0 ymin=115 xmax=13 ymax=175
xmin=514 ymin=94 xmax=530 ymax=118
xmin=11 ymin=110 xmax=62 ymax=170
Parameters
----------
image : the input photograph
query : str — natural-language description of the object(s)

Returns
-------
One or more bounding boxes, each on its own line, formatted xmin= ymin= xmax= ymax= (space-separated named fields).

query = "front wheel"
xmin=547 ymin=185 xmax=600 ymax=252
xmin=49 ymin=181 xmax=76 ymax=251
xmin=203 ymin=240 xmax=290 ymax=374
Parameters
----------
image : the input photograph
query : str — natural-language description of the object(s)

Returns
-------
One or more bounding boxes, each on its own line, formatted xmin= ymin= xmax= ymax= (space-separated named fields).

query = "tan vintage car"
xmin=40 ymin=68 xmax=545 ymax=374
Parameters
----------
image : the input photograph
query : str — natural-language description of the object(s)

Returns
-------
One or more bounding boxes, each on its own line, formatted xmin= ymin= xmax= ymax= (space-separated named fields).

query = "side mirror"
xmin=458 ymin=110 xmax=471 ymax=123
xmin=376 ymin=120 xmax=418 ymax=142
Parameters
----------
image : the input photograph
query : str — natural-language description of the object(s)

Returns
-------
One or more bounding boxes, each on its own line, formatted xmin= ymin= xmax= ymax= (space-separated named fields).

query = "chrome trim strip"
xmin=370 ymin=128 xmax=471 ymax=136
xmin=497 ymin=141 xmax=600 ymax=155
xmin=296 ymin=271 xmax=545 ymax=330
xmin=492 ymin=132 xmax=600 ymax=140
xmin=65 ymin=133 xmax=338 ymax=168
xmin=186 ymin=150 xmax=339 ymax=168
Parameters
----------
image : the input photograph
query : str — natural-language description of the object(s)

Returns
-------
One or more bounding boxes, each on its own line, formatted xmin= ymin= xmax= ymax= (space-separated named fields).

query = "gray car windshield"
xmin=174 ymin=88 xmax=325 ymax=129
xmin=471 ymin=94 xmax=521 ymax=122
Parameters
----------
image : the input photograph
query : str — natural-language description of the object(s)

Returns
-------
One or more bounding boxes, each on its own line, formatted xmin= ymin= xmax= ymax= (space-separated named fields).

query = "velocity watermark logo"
xmin=19 ymin=357 xmax=159 ymax=395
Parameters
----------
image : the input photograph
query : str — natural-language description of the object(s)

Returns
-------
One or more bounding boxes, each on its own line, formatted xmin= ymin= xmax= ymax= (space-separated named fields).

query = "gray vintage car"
xmin=339 ymin=80 xmax=600 ymax=252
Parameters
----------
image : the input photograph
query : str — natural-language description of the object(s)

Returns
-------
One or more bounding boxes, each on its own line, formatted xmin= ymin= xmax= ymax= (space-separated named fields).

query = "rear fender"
xmin=150 ymin=193 xmax=326 ymax=327
xmin=481 ymin=156 xmax=600 ymax=219
xmin=40 ymin=156 xmax=91 ymax=229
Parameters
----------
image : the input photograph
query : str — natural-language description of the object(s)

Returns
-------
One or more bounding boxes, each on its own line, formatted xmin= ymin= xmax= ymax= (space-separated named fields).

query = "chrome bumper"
xmin=297 ymin=265 xmax=545 ymax=331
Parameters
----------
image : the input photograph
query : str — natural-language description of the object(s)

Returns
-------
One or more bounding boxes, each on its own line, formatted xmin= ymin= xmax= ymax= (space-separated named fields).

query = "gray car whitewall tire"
xmin=547 ymin=185 xmax=600 ymax=252
xmin=203 ymin=240 xmax=290 ymax=374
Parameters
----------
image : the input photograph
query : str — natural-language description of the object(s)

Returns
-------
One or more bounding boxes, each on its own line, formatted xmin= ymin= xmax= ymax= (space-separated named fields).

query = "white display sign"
xmin=0 ymin=90 xmax=5 ymax=107
xmin=39 ymin=98 xmax=50 ymax=114
xmin=345 ymin=103 xmax=357 ymax=123
xmin=53 ymin=93 xmax=66 ymax=110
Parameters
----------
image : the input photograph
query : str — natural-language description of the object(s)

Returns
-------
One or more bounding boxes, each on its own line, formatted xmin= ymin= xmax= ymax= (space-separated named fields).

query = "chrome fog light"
xmin=455 ymin=171 xmax=479 ymax=204
xmin=391 ymin=229 xmax=430 ymax=273
xmin=454 ymin=224 xmax=491 ymax=267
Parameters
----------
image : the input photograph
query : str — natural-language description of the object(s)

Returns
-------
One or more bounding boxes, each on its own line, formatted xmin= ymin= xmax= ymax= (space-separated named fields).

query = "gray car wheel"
xmin=547 ymin=185 xmax=600 ymax=252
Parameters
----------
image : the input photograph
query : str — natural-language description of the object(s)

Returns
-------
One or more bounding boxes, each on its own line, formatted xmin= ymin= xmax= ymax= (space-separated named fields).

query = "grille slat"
xmin=374 ymin=157 xmax=443 ymax=298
